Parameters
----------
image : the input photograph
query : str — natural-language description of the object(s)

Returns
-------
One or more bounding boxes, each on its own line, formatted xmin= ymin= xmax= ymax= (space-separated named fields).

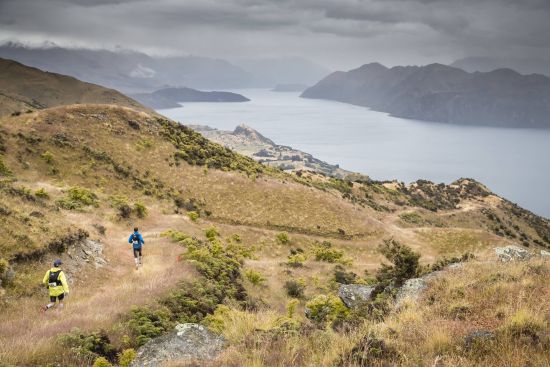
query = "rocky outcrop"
xmin=338 ymin=284 xmax=376 ymax=308
xmin=540 ymin=250 xmax=550 ymax=259
xmin=130 ymin=324 xmax=226 ymax=367
xmin=66 ymin=239 xmax=106 ymax=270
xmin=494 ymin=245 xmax=533 ymax=262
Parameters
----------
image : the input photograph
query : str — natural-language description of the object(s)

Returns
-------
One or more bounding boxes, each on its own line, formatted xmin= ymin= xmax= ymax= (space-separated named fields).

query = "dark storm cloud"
xmin=0 ymin=0 xmax=549 ymax=69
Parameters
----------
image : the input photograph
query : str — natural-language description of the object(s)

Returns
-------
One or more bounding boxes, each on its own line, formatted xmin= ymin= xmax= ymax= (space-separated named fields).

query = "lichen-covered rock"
xmin=540 ymin=250 xmax=550 ymax=259
xmin=495 ymin=245 xmax=532 ymax=262
xmin=130 ymin=323 xmax=226 ymax=367
xmin=338 ymin=284 xmax=376 ymax=308
xmin=395 ymin=278 xmax=428 ymax=306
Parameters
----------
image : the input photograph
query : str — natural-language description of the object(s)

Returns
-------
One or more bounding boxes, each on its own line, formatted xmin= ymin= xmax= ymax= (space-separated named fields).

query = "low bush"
xmin=500 ymin=308 xmax=547 ymax=341
xmin=187 ymin=211 xmax=199 ymax=221
xmin=92 ymin=357 xmax=113 ymax=367
xmin=204 ymin=226 xmax=220 ymax=241
xmin=40 ymin=151 xmax=54 ymax=164
xmin=57 ymin=187 xmax=98 ymax=210
xmin=133 ymin=202 xmax=147 ymax=218
xmin=333 ymin=265 xmax=357 ymax=284
xmin=398 ymin=211 xmax=425 ymax=225
xmin=34 ymin=188 xmax=49 ymax=199
xmin=313 ymin=241 xmax=344 ymax=263
xmin=305 ymin=294 xmax=349 ymax=326
xmin=127 ymin=306 xmax=173 ymax=347
xmin=0 ymin=155 xmax=11 ymax=176
xmin=284 ymin=279 xmax=305 ymax=298
xmin=375 ymin=239 xmax=420 ymax=289
xmin=276 ymin=232 xmax=290 ymax=245
xmin=59 ymin=328 xmax=117 ymax=362
xmin=244 ymin=269 xmax=266 ymax=286
xmin=117 ymin=349 xmax=136 ymax=367
xmin=286 ymin=253 xmax=307 ymax=268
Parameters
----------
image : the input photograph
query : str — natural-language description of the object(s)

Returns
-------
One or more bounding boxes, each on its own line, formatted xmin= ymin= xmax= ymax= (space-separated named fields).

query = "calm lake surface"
xmin=159 ymin=89 xmax=550 ymax=219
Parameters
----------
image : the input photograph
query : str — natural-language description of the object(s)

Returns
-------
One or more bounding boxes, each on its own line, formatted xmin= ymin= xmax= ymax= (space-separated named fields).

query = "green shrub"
xmin=92 ymin=357 xmax=113 ymax=367
xmin=333 ymin=265 xmax=357 ymax=284
xmin=57 ymin=187 xmax=98 ymax=210
xmin=0 ymin=155 xmax=11 ymax=176
xmin=447 ymin=301 xmax=472 ymax=320
xmin=136 ymin=139 xmax=153 ymax=150
xmin=305 ymin=294 xmax=349 ymax=325
xmin=187 ymin=211 xmax=199 ymax=221
xmin=34 ymin=188 xmax=49 ymax=199
xmin=203 ymin=304 xmax=231 ymax=333
xmin=133 ymin=202 xmax=148 ymax=218
xmin=398 ymin=212 xmax=425 ymax=225
xmin=41 ymin=151 xmax=54 ymax=164
xmin=244 ymin=269 xmax=266 ymax=286
xmin=127 ymin=306 xmax=173 ymax=347
xmin=313 ymin=241 xmax=344 ymax=263
xmin=117 ymin=349 xmax=136 ymax=367
xmin=287 ymin=253 xmax=307 ymax=267
xmin=204 ymin=226 xmax=219 ymax=241
xmin=59 ymin=328 xmax=117 ymax=361
xmin=375 ymin=239 xmax=420 ymax=288
xmin=276 ymin=232 xmax=290 ymax=245
xmin=500 ymin=309 xmax=546 ymax=340
xmin=284 ymin=279 xmax=305 ymax=298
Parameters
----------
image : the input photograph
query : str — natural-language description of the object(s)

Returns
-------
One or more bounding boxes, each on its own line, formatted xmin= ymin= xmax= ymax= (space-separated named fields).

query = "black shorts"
xmin=50 ymin=293 xmax=65 ymax=302
xmin=133 ymin=248 xmax=142 ymax=258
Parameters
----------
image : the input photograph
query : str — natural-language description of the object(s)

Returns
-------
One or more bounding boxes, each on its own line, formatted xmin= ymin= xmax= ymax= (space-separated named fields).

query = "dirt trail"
xmin=0 ymin=213 xmax=195 ymax=365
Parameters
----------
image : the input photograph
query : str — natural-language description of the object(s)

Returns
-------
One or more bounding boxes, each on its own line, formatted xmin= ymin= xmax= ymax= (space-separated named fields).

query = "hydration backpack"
xmin=132 ymin=233 xmax=140 ymax=245
xmin=48 ymin=270 xmax=62 ymax=287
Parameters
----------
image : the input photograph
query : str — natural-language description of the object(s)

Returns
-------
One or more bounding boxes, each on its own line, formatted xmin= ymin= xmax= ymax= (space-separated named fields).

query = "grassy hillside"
xmin=0 ymin=104 xmax=549 ymax=366
xmin=0 ymin=58 xmax=150 ymax=117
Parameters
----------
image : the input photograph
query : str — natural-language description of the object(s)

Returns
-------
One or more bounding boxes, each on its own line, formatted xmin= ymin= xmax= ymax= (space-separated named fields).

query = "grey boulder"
xmin=130 ymin=323 xmax=226 ymax=367
xmin=338 ymin=284 xmax=376 ymax=308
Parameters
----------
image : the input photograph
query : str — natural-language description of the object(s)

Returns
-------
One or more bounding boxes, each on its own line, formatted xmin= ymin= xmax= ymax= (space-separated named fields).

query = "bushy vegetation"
xmin=57 ymin=187 xmax=98 ymax=210
xmin=375 ymin=239 xmax=420 ymax=289
xmin=276 ymin=232 xmax=290 ymax=245
xmin=59 ymin=329 xmax=117 ymax=362
xmin=34 ymin=188 xmax=49 ymax=199
xmin=284 ymin=279 xmax=305 ymax=298
xmin=127 ymin=306 xmax=173 ymax=347
xmin=159 ymin=118 xmax=268 ymax=176
xmin=0 ymin=155 xmax=11 ymax=176
xmin=244 ymin=269 xmax=266 ymax=286
xmin=187 ymin=210 xmax=199 ymax=221
xmin=117 ymin=349 xmax=136 ymax=367
xmin=313 ymin=241 xmax=347 ymax=264
xmin=133 ymin=202 xmax=147 ymax=218
xmin=305 ymin=294 xmax=349 ymax=326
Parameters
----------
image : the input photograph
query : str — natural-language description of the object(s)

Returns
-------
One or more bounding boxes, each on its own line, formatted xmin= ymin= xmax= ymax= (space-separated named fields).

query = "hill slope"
xmin=302 ymin=63 xmax=550 ymax=128
xmin=0 ymin=103 xmax=549 ymax=366
xmin=0 ymin=58 xmax=149 ymax=117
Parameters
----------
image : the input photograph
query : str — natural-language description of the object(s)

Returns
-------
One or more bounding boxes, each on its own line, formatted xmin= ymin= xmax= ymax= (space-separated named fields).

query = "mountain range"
xmin=302 ymin=62 xmax=550 ymax=128
xmin=451 ymin=56 xmax=550 ymax=77
xmin=0 ymin=43 xmax=329 ymax=92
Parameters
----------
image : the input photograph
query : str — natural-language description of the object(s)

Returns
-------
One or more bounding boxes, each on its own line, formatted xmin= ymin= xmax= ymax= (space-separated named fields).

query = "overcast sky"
xmin=0 ymin=0 xmax=549 ymax=70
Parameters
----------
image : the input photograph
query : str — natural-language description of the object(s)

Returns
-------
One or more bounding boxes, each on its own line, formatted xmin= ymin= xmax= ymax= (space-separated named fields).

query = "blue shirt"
xmin=128 ymin=231 xmax=145 ymax=249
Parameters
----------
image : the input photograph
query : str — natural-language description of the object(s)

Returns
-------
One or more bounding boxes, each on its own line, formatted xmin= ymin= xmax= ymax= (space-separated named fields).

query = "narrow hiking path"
xmin=0 ymin=213 xmax=196 ymax=365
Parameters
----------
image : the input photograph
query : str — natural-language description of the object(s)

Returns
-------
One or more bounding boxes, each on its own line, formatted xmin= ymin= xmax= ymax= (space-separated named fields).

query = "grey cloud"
xmin=0 ymin=0 xmax=549 ymax=69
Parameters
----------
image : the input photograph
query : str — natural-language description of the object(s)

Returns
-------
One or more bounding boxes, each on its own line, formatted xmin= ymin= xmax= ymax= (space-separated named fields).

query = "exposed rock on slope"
xmin=302 ymin=62 xmax=550 ymax=128
xmin=0 ymin=57 xmax=149 ymax=117
xmin=191 ymin=124 xmax=354 ymax=178
xmin=130 ymin=323 xmax=226 ymax=367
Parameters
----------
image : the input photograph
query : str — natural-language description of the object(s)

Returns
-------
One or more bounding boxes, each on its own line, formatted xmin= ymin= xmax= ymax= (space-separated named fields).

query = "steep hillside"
xmin=0 ymin=58 xmax=149 ymax=117
xmin=0 ymin=104 xmax=549 ymax=366
xmin=302 ymin=63 xmax=550 ymax=128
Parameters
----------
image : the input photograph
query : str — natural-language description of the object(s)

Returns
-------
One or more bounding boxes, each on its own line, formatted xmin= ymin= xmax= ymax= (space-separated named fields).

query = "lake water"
xmin=159 ymin=89 xmax=550 ymax=219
